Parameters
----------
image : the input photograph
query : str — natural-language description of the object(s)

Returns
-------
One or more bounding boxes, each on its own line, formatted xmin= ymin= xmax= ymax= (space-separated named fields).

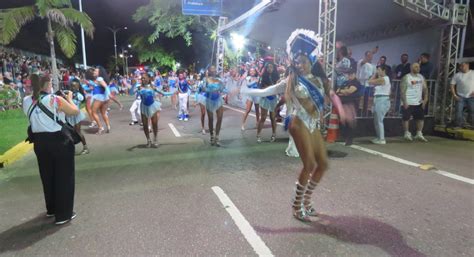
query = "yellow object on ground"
xmin=0 ymin=141 xmax=33 ymax=168
xmin=434 ymin=126 xmax=474 ymax=141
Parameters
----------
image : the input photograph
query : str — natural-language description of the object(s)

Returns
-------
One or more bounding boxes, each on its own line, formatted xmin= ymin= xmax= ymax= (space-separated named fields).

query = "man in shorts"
xmin=401 ymin=63 xmax=429 ymax=142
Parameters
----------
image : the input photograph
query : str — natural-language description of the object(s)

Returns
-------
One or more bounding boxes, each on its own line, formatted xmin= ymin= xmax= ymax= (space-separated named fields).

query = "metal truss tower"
xmin=318 ymin=0 xmax=338 ymax=85
xmin=216 ymin=17 xmax=228 ymax=77
xmin=394 ymin=0 xmax=469 ymax=124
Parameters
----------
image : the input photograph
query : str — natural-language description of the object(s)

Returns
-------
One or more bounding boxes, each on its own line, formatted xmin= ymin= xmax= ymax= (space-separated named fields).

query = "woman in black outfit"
xmin=23 ymin=74 xmax=79 ymax=225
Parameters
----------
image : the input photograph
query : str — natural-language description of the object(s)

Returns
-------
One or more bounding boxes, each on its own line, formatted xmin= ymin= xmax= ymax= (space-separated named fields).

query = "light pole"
xmin=106 ymin=26 xmax=127 ymax=73
xmin=78 ymin=0 xmax=87 ymax=69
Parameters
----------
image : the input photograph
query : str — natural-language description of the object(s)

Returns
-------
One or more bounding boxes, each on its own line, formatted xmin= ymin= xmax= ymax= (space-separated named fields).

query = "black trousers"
xmin=33 ymin=132 xmax=75 ymax=222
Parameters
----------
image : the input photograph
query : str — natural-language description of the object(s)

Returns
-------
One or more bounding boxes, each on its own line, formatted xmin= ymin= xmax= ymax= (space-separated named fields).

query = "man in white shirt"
xmin=357 ymin=50 xmax=376 ymax=115
xmin=400 ymin=63 xmax=429 ymax=142
xmin=450 ymin=62 xmax=474 ymax=128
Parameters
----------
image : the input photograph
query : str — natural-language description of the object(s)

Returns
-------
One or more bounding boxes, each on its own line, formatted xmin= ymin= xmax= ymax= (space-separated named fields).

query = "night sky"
xmin=0 ymin=0 xmax=256 ymax=69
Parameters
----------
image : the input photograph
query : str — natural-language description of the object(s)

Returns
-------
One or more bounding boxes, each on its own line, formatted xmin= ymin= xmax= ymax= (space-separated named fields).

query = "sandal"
xmin=292 ymin=182 xmax=311 ymax=222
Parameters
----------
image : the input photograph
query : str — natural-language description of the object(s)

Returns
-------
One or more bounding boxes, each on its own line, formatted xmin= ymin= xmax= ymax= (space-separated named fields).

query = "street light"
xmin=106 ymin=26 xmax=127 ymax=72
xmin=230 ymin=33 xmax=246 ymax=50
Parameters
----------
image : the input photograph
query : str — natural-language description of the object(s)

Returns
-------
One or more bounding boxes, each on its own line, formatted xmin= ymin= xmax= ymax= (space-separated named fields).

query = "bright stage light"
xmin=230 ymin=33 xmax=246 ymax=50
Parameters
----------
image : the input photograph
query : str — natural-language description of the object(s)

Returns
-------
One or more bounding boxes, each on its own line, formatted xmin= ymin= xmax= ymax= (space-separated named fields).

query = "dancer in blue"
xmin=86 ymin=67 xmax=110 ymax=134
xmin=177 ymin=70 xmax=190 ymax=121
xmin=139 ymin=73 xmax=174 ymax=148
xmin=195 ymin=73 xmax=208 ymax=134
xmin=240 ymin=68 xmax=260 ymax=131
xmin=108 ymin=78 xmax=123 ymax=110
xmin=257 ymin=62 xmax=280 ymax=143
xmin=81 ymin=79 xmax=94 ymax=127
xmin=66 ymin=79 xmax=89 ymax=155
xmin=168 ymin=71 xmax=178 ymax=110
xmin=203 ymin=66 xmax=226 ymax=146
xmin=242 ymin=29 xmax=333 ymax=222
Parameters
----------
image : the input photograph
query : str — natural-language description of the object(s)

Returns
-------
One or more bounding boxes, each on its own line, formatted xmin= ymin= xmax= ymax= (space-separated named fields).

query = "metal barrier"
xmin=356 ymin=79 xmax=438 ymax=119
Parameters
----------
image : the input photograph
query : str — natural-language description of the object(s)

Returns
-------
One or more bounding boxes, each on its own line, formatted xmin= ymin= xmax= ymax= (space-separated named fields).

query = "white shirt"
xmin=23 ymin=94 xmax=65 ymax=133
xmin=357 ymin=60 xmax=375 ymax=87
xmin=404 ymin=73 xmax=424 ymax=105
xmin=450 ymin=70 xmax=474 ymax=98
xmin=374 ymin=76 xmax=391 ymax=96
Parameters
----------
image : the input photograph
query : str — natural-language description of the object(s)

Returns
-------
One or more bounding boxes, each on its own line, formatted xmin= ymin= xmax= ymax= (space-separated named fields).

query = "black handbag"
xmin=25 ymin=104 xmax=37 ymax=143
xmin=36 ymin=99 xmax=81 ymax=145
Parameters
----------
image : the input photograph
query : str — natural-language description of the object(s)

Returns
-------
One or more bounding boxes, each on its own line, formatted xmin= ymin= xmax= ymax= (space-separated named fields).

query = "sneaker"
xmin=270 ymin=135 xmax=276 ymax=142
xmin=201 ymin=129 xmax=206 ymax=135
xmin=241 ymin=125 xmax=245 ymax=131
xmin=89 ymin=121 xmax=97 ymax=128
xmin=46 ymin=212 xmax=55 ymax=218
xmin=184 ymin=117 xmax=189 ymax=121
xmin=371 ymin=138 xmax=386 ymax=145
xmin=80 ymin=149 xmax=90 ymax=155
xmin=178 ymin=115 xmax=183 ymax=121
xmin=414 ymin=133 xmax=428 ymax=142
xmin=146 ymin=140 xmax=152 ymax=148
xmin=152 ymin=139 xmax=158 ymax=148
xmin=404 ymin=132 xmax=413 ymax=141
xmin=55 ymin=212 xmax=76 ymax=225
xmin=129 ymin=121 xmax=138 ymax=126
xmin=257 ymin=136 xmax=262 ymax=143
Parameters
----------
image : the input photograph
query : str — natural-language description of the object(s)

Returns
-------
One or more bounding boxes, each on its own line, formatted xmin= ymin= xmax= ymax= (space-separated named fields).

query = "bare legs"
xmin=289 ymin=117 xmax=329 ymax=221
xmin=85 ymin=96 xmax=93 ymax=122
xmin=207 ymin=107 xmax=224 ymax=146
xmin=141 ymin=111 xmax=160 ymax=148
xmin=257 ymin=107 xmax=277 ymax=142
xmin=199 ymin=103 xmax=206 ymax=134
xmin=91 ymin=100 xmax=110 ymax=134
xmin=241 ymin=100 xmax=260 ymax=130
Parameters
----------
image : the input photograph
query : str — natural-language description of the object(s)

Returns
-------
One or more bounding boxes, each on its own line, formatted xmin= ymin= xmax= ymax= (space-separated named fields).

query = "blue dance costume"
xmin=139 ymin=84 xmax=174 ymax=118
xmin=66 ymin=91 xmax=86 ymax=126
xmin=204 ymin=78 xmax=226 ymax=112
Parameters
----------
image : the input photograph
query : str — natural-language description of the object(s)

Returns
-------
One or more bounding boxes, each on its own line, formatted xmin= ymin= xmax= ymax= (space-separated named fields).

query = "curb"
xmin=0 ymin=141 xmax=33 ymax=168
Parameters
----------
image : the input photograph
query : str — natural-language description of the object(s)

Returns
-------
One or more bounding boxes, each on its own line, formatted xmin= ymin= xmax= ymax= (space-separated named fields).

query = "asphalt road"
xmin=0 ymin=96 xmax=472 ymax=257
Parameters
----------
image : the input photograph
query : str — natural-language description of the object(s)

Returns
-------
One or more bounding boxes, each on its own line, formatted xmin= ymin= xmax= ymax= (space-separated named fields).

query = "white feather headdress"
xmin=286 ymin=29 xmax=322 ymax=62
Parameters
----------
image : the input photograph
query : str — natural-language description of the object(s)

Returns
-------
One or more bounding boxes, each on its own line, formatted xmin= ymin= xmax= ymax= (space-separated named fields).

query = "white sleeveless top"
xmin=23 ymin=94 xmax=65 ymax=133
xmin=374 ymin=76 xmax=391 ymax=96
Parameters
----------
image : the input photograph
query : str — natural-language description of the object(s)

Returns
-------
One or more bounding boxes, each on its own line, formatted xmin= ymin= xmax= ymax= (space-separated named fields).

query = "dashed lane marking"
xmin=212 ymin=186 xmax=274 ymax=257
xmin=349 ymin=144 xmax=474 ymax=185
xmin=168 ymin=123 xmax=182 ymax=137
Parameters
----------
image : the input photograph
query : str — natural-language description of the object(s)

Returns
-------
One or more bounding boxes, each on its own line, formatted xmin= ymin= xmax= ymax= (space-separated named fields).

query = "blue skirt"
xmin=196 ymin=93 xmax=207 ymax=105
xmin=92 ymin=94 xmax=107 ymax=102
xmin=206 ymin=96 xmax=223 ymax=112
xmin=259 ymin=96 xmax=278 ymax=111
xmin=66 ymin=110 xmax=86 ymax=126
xmin=140 ymin=101 xmax=161 ymax=118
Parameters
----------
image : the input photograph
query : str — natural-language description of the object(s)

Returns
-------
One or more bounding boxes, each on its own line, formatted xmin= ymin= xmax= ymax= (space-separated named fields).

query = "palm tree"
xmin=0 ymin=0 xmax=94 ymax=90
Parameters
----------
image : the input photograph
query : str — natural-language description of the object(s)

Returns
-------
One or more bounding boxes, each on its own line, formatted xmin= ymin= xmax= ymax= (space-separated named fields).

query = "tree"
xmin=0 ymin=0 xmax=94 ymax=90
xmin=130 ymin=35 xmax=177 ymax=71
xmin=133 ymin=0 xmax=215 ymax=46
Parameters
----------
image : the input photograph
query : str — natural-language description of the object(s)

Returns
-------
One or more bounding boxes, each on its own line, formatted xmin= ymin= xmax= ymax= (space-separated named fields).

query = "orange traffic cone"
xmin=326 ymin=107 xmax=339 ymax=143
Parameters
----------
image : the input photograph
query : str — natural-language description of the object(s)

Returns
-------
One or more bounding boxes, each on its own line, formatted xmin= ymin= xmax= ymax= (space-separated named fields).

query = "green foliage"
xmin=130 ymin=35 xmax=176 ymax=69
xmin=133 ymin=0 xmax=215 ymax=46
xmin=0 ymin=109 xmax=28 ymax=155
xmin=0 ymin=0 xmax=94 ymax=58
xmin=0 ymin=7 xmax=36 ymax=45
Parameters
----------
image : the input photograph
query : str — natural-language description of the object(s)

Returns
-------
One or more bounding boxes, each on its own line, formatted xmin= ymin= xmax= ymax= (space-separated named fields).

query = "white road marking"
xmin=168 ymin=123 xmax=181 ymax=138
xmin=224 ymin=105 xmax=283 ymax=127
xmin=349 ymin=144 xmax=474 ymax=185
xmin=212 ymin=186 xmax=274 ymax=257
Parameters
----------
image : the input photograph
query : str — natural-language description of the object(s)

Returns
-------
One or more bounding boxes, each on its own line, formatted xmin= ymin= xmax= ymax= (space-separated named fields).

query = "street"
xmin=0 ymin=96 xmax=473 ymax=257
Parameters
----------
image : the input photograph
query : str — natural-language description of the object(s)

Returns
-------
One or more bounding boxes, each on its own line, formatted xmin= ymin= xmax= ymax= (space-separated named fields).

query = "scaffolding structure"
xmin=318 ymin=0 xmax=338 ymax=84
xmin=394 ymin=0 xmax=469 ymax=124
xmin=215 ymin=17 xmax=228 ymax=77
